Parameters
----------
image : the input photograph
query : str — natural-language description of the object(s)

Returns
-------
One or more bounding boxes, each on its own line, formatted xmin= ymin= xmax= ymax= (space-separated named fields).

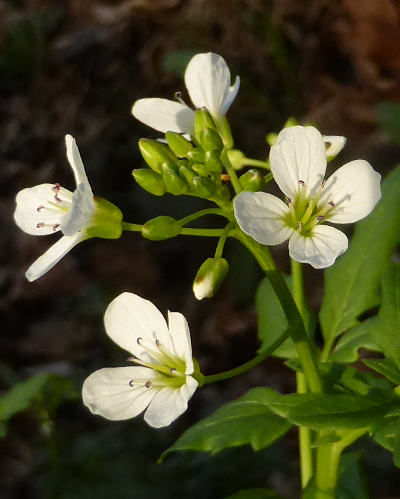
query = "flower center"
xmin=35 ymin=184 xmax=73 ymax=231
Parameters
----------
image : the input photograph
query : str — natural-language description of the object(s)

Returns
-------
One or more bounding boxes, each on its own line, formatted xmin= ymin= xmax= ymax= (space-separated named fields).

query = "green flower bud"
xmin=205 ymin=150 xmax=223 ymax=173
xmin=141 ymin=216 xmax=181 ymax=241
xmin=132 ymin=169 xmax=166 ymax=196
xmin=239 ymin=169 xmax=265 ymax=192
xmin=193 ymin=257 xmax=229 ymax=300
xmin=199 ymin=128 xmax=224 ymax=152
xmin=226 ymin=149 xmax=246 ymax=170
xmin=192 ymin=176 xmax=217 ymax=198
xmin=191 ymin=163 xmax=209 ymax=177
xmin=165 ymin=132 xmax=193 ymax=157
xmin=162 ymin=166 xmax=188 ymax=195
xmin=266 ymin=133 xmax=277 ymax=147
xmin=193 ymin=108 xmax=216 ymax=142
xmin=139 ymin=138 xmax=178 ymax=173
xmin=179 ymin=165 xmax=196 ymax=185
xmin=187 ymin=148 xmax=205 ymax=163
xmin=86 ymin=197 xmax=123 ymax=239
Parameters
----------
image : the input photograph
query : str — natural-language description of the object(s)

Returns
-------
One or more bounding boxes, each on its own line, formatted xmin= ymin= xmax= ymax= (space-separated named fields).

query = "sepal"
xmin=86 ymin=197 xmax=123 ymax=239
xmin=239 ymin=169 xmax=265 ymax=191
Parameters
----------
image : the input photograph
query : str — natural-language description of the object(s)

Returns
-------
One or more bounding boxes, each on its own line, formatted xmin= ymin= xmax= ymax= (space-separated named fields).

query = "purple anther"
xmin=54 ymin=193 xmax=62 ymax=203
xmin=52 ymin=183 xmax=61 ymax=192
xmin=298 ymin=180 xmax=305 ymax=186
xmin=145 ymin=381 xmax=152 ymax=388
xmin=321 ymin=180 xmax=326 ymax=188
xmin=317 ymin=216 xmax=324 ymax=222
xmin=129 ymin=380 xmax=134 ymax=387
xmin=36 ymin=222 xmax=45 ymax=228
xmin=328 ymin=201 xmax=335 ymax=207
xmin=285 ymin=196 xmax=292 ymax=205
xmin=52 ymin=224 xmax=60 ymax=231
xmin=155 ymin=339 xmax=161 ymax=347
xmin=137 ymin=337 xmax=142 ymax=345
xmin=37 ymin=205 xmax=44 ymax=212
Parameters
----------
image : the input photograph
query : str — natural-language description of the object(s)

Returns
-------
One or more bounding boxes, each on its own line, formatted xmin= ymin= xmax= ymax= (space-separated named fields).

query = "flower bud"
xmin=192 ymin=176 xmax=217 ymax=198
xmin=132 ymin=169 xmax=166 ymax=196
xmin=141 ymin=216 xmax=181 ymax=241
xmin=239 ymin=169 xmax=265 ymax=192
xmin=191 ymin=163 xmax=209 ymax=177
xmin=165 ymin=132 xmax=194 ymax=157
xmin=193 ymin=257 xmax=229 ymax=300
xmin=193 ymin=108 xmax=216 ymax=142
xmin=86 ymin=197 xmax=123 ymax=239
xmin=205 ymin=150 xmax=223 ymax=173
xmin=139 ymin=138 xmax=178 ymax=173
xmin=179 ymin=165 xmax=196 ymax=185
xmin=187 ymin=148 xmax=205 ymax=163
xmin=161 ymin=166 xmax=188 ymax=195
xmin=226 ymin=149 xmax=246 ymax=170
xmin=199 ymin=128 xmax=224 ymax=152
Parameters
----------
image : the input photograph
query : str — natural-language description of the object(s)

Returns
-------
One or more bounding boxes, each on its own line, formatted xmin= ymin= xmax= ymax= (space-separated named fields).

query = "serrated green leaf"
xmin=320 ymin=165 xmax=400 ymax=344
xmin=337 ymin=452 xmax=369 ymax=499
xmin=369 ymin=264 xmax=400 ymax=369
xmin=363 ymin=358 xmax=400 ymax=385
xmin=161 ymin=388 xmax=291 ymax=460
xmin=330 ymin=318 xmax=381 ymax=363
xmin=225 ymin=489 xmax=284 ymax=499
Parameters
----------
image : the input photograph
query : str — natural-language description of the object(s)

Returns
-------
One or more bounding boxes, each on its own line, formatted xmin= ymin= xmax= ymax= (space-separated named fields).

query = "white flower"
xmin=131 ymin=52 xmax=240 ymax=134
xmin=323 ymin=135 xmax=346 ymax=159
xmin=82 ymin=292 xmax=198 ymax=428
xmin=14 ymin=135 xmax=122 ymax=282
xmin=234 ymin=126 xmax=381 ymax=268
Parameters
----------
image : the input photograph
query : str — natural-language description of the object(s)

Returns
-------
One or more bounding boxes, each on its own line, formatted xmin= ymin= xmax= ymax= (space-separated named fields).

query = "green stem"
xmin=243 ymin=157 xmax=270 ymax=169
xmin=203 ymin=331 xmax=289 ymax=384
xmin=121 ymin=221 xmax=142 ymax=232
xmin=122 ymin=221 xmax=229 ymax=238
xmin=235 ymin=230 xmax=322 ymax=394
xmin=215 ymin=222 xmax=236 ymax=258
xmin=291 ymin=259 xmax=313 ymax=489
xmin=321 ymin=336 xmax=335 ymax=362
xmin=179 ymin=208 xmax=226 ymax=226
xmin=221 ymin=149 xmax=242 ymax=194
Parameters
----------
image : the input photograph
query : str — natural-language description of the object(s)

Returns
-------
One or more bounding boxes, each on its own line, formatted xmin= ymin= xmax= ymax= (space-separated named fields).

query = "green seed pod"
xmin=239 ymin=169 xmax=265 ymax=192
xmin=162 ymin=165 xmax=188 ymax=195
xmin=165 ymin=132 xmax=194 ymax=157
xmin=192 ymin=176 xmax=217 ymax=198
xmin=141 ymin=216 xmax=181 ymax=241
xmin=193 ymin=257 xmax=229 ymax=300
xmin=193 ymin=108 xmax=216 ymax=142
xmin=132 ymin=169 xmax=166 ymax=196
xmin=138 ymin=138 xmax=178 ymax=173
xmin=205 ymin=150 xmax=223 ymax=173
xmin=199 ymin=127 xmax=224 ymax=153
xmin=187 ymin=148 xmax=205 ymax=163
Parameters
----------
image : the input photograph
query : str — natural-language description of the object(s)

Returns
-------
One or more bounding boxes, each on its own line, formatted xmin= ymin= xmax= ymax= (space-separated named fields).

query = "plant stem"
xmin=214 ymin=221 xmax=236 ymax=258
xmin=179 ymin=208 xmax=227 ymax=226
xmin=221 ymin=149 xmax=242 ymax=194
xmin=291 ymin=259 xmax=313 ymax=489
xmin=243 ymin=157 xmax=270 ymax=169
xmin=203 ymin=331 xmax=289 ymax=384
xmin=122 ymin=221 xmax=229 ymax=238
xmin=235 ymin=230 xmax=322 ymax=394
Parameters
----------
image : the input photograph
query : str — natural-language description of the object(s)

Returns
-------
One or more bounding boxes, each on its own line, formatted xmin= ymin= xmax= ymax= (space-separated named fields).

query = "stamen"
xmin=298 ymin=180 xmax=305 ymax=187
xmin=52 ymin=183 xmax=61 ymax=192
xmin=145 ymin=381 xmax=152 ymax=388
xmin=52 ymin=223 xmax=60 ymax=231
xmin=127 ymin=356 xmax=136 ymax=363
xmin=170 ymin=368 xmax=176 ymax=374
xmin=155 ymin=339 xmax=161 ymax=347
xmin=37 ymin=222 xmax=45 ymax=228
xmin=54 ymin=193 xmax=62 ymax=203
xmin=297 ymin=222 xmax=302 ymax=231
xmin=285 ymin=196 xmax=292 ymax=205
xmin=328 ymin=201 xmax=335 ymax=207
xmin=321 ymin=180 xmax=326 ymax=188
xmin=221 ymin=174 xmax=231 ymax=181
xmin=137 ymin=337 xmax=142 ymax=345
xmin=174 ymin=91 xmax=186 ymax=106
xmin=317 ymin=215 xmax=324 ymax=222
xmin=37 ymin=206 xmax=45 ymax=212
xmin=129 ymin=380 xmax=134 ymax=387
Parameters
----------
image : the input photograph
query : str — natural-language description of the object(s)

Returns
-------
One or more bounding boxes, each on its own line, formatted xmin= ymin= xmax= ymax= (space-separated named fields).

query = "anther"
xmin=137 ymin=337 xmax=142 ymax=345
xmin=54 ymin=193 xmax=62 ymax=203
xmin=221 ymin=174 xmax=231 ymax=181
xmin=127 ymin=356 xmax=136 ymax=363
xmin=36 ymin=222 xmax=45 ymax=228
xmin=298 ymin=180 xmax=305 ymax=187
xmin=321 ymin=180 xmax=326 ymax=188
xmin=170 ymin=368 xmax=176 ymax=373
xmin=52 ymin=183 xmax=61 ymax=192
xmin=297 ymin=222 xmax=302 ymax=231
xmin=129 ymin=380 xmax=134 ymax=387
xmin=317 ymin=215 xmax=324 ymax=221
xmin=145 ymin=381 xmax=152 ymax=388
xmin=37 ymin=206 xmax=44 ymax=212
xmin=52 ymin=224 xmax=60 ymax=231
xmin=328 ymin=201 xmax=335 ymax=207
xmin=155 ymin=339 xmax=161 ymax=347
xmin=285 ymin=196 xmax=292 ymax=205
xmin=174 ymin=91 xmax=182 ymax=100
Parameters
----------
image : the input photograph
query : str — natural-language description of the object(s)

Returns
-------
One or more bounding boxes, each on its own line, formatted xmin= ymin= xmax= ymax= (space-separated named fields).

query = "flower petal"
xmin=185 ymin=53 xmax=237 ymax=118
xmin=167 ymin=311 xmax=194 ymax=375
xmin=103 ymin=292 xmax=175 ymax=361
xmin=234 ymin=191 xmax=293 ymax=245
xmin=61 ymin=184 xmax=95 ymax=236
xmin=288 ymin=225 xmax=348 ymax=269
xmin=82 ymin=366 xmax=159 ymax=421
xmin=131 ymin=98 xmax=195 ymax=134
xmin=323 ymin=135 xmax=346 ymax=159
xmin=319 ymin=160 xmax=382 ymax=224
xmin=65 ymin=135 xmax=92 ymax=190
xmin=14 ymin=184 xmax=71 ymax=235
xmin=270 ymin=126 xmax=327 ymax=199
xmin=25 ymin=232 xmax=87 ymax=281
xmin=144 ymin=376 xmax=198 ymax=428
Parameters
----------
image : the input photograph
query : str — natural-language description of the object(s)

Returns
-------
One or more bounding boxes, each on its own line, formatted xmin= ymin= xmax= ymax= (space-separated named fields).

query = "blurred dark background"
xmin=1 ymin=1 xmax=400 ymax=497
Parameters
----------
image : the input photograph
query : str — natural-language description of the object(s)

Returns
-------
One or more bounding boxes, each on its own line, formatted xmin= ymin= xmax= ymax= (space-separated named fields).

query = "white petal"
xmin=288 ymin=225 xmax=348 ymax=269
xmin=61 ymin=184 xmax=95 ymax=236
xmin=14 ymin=184 xmax=70 ymax=235
xmin=319 ymin=160 xmax=382 ymax=224
xmin=26 ymin=232 xmax=87 ymax=281
xmin=65 ymin=135 xmax=92 ymax=190
xmin=131 ymin=98 xmax=195 ymax=134
xmin=184 ymin=52 xmax=237 ymax=118
xmin=167 ymin=311 xmax=194 ymax=375
xmin=144 ymin=376 xmax=198 ymax=428
xmin=270 ymin=126 xmax=327 ymax=199
xmin=234 ymin=191 xmax=293 ymax=245
xmin=323 ymin=135 xmax=346 ymax=158
xmin=103 ymin=292 xmax=175 ymax=361
xmin=82 ymin=367 xmax=159 ymax=421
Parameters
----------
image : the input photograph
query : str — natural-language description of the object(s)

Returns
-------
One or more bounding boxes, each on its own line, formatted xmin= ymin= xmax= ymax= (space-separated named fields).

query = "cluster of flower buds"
xmin=133 ymin=108 xmax=231 ymax=202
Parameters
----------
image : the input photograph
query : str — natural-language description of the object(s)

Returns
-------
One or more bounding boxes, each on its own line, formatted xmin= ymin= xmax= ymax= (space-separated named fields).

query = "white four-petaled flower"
xmin=234 ymin=126 xmax=381 ymax=268
xmin=82 ymin=292 xmax=198 ymax=428
xmin=131 ymin=52 xmax=240 ymax=134
xmin=14 ymin=135 xmax=122 ymax=281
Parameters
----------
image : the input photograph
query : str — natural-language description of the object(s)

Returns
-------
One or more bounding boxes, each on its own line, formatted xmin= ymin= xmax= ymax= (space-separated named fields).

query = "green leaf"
xmin=269 ymin=392 xmax=399 ymax=430
xmin=369 ymin=264 xmax=400 ymax=369
xmin=375 ymin=102 xmax=400 ymax=144
xmin=225 ymin=489 xmax=284 ymax=499
xmin=161 ymin=388 xmax=291 ymax=460
xmin=337 ymin=452 xmax=369 ymax=499
xmin=256 ymin=276 xmax=314 ymax=358
xmin=371 ymin=416 xmax=400 ymax=467
xmin=320 ymin=165 xmax=400 ymax=344
xmin=363 ymin=358 xmax=400 ymax=385
xmin=330 ymin=318 xmax=381 ymax=363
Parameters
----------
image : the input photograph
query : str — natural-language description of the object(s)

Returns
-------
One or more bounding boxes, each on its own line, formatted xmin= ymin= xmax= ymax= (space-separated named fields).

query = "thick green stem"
xmin=235 ymin=230 xmax=322 ymax=394
xmin=203 ymin=331 xmax=289 ymax=384
xmin=291 ymin=259 xmax=313 ymax=489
